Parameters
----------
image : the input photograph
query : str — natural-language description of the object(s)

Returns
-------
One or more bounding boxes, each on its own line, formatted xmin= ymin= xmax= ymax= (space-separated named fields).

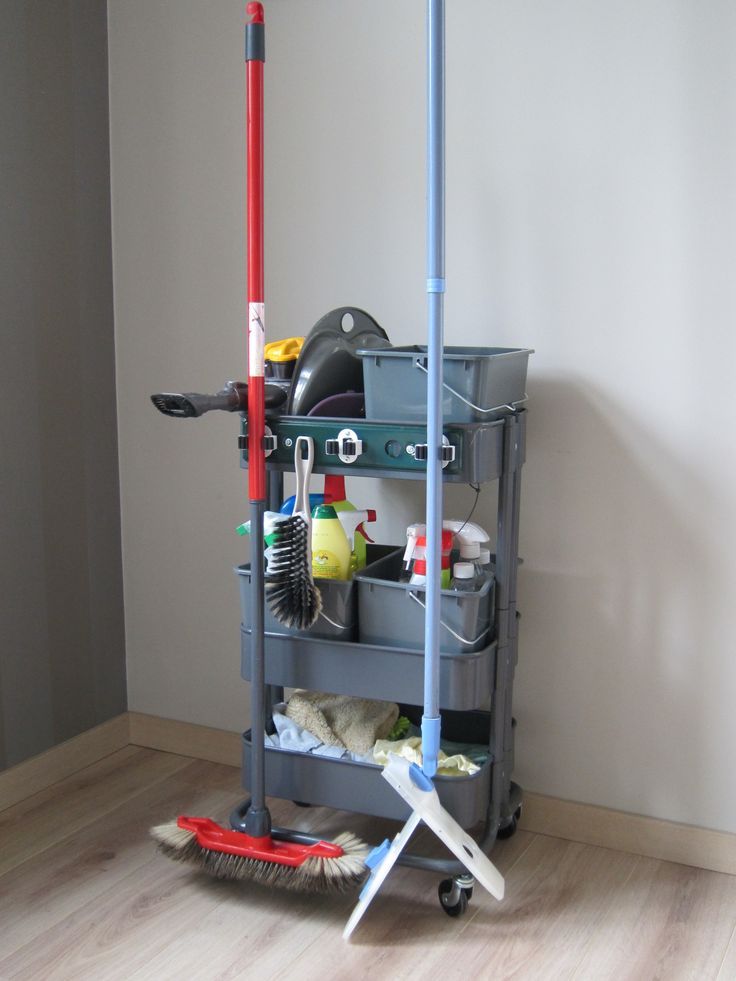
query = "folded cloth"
xmin=264 ymin=704 xmax=375 ymax=762
xmin=286 ymin=690 xmax=399 ymax=755
xmin=373 ymin=737 xmax=480 ymax=776
xmin=271 ymin=705 xmax=322 ymax=753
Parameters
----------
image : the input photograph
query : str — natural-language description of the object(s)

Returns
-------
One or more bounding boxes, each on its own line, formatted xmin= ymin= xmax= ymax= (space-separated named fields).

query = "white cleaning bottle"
xmin=459 ymin=540 xmax=484 ymax=580
xmin=451 ymin=561 xmax=481 ymax=592
xmin=478 ymin=547 xmax=493 ymax=581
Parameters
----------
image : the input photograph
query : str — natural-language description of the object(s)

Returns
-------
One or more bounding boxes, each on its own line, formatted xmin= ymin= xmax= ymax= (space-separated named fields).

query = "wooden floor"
xmin=1 ymin=748 xmax=735 ymax=981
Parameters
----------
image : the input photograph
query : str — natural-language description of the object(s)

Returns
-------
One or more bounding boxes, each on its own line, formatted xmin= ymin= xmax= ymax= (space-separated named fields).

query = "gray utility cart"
xmin=232 ymin=404 xmax=526 ymax=916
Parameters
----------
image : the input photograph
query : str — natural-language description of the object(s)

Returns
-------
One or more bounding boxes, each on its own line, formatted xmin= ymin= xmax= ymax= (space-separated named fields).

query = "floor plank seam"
xmin=715 ymin=918 xmax=736 ymax=980
xmin=462 ymin=832 xmax=539 ymax=931
xmin=0 ymin=751 xmax=194 ymax=879
xmin=0 ymin=743 xmax=133 ymax=817
xmin=568 ymin=853 xmax=642 ymax=981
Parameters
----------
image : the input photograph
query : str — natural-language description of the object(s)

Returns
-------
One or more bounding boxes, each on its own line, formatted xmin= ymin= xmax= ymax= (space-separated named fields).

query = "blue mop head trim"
xmin=421 ymin=714 xmax=441 ymax=778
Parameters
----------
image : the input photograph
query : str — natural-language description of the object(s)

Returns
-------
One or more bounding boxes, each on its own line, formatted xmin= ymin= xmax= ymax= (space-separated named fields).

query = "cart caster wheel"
xmin=438 ymin=878 xmax=469 ymax=917
xmin=462 ymin=885 xmax=474 ymax=900
xmin=497 ymin=805 xmax=522 ymax=840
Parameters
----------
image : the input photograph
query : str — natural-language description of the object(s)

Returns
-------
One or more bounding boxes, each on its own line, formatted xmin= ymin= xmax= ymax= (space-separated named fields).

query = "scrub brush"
xmin=265 ymin=435 xmax=322 ymax=630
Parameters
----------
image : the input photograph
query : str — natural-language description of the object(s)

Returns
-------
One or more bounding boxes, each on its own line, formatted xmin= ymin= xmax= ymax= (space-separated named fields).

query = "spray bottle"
xmin=336 ymin=509 xmax=377 ymax=576
xmin=311 ymin=504 xmax=351 ymax=580
xmin=323 ymin=475 xmax=375 ymax=571
xmin=403 ymin=519 xmax=489 ymax=583
xmin=406 ymin=529 xmax=454 ymax=588
xmin=236 ymin=511 xmax=287 ymax=577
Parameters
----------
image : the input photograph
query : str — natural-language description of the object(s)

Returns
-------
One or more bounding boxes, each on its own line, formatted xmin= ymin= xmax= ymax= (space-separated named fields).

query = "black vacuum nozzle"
xmin=150 ymin=381 xmax=286 ymax=419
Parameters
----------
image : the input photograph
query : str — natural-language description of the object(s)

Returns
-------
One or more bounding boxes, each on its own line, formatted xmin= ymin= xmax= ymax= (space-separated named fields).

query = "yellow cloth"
xmin=373 ymin=737 xmax=480 ymax=776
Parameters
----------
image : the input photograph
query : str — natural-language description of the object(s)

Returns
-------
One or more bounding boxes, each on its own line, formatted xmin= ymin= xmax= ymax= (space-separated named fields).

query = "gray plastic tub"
xmin=236 ymin=565 xmax=357 ymax=642
xmin=356 ymin=549 xmax=494 ymax=654
xmin=242 ymin=708 xmax=493 ymax=827
xmin=358 ymin=345 xmax=532 ymax=423
xmin=235 ymin=543 xmax=398 ymax=643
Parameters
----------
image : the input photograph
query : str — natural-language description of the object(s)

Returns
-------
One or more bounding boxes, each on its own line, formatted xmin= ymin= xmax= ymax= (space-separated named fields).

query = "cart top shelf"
xmin=240 ymin=411 xmax=526 ymax=484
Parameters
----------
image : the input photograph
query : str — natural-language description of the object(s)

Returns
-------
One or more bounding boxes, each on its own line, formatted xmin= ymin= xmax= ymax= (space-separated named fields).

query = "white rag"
xmin=264 ymin=704 xmax=373 ymax=762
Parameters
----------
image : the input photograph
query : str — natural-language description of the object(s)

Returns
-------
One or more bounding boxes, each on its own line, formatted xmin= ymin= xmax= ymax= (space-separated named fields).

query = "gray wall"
xmin=0 ymin=0 xmax=126 ymax=770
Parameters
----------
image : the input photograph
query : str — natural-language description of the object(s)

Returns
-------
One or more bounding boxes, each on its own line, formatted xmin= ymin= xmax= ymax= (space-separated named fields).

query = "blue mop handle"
xmin=422 ymin=0 xmax=445 ymax=779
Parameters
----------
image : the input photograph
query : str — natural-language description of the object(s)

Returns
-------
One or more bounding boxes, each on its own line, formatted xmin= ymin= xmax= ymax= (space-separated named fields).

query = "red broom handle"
xmin=246 ymin=1 xmax=265 ymax=502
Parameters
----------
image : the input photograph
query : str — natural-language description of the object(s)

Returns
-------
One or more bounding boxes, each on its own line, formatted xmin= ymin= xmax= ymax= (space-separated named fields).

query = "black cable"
xmin=455 ymin=482 xmax=481 ymax=537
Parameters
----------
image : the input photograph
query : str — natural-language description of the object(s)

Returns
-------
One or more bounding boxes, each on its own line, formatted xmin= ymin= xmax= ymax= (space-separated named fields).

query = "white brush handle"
xmin=293 ymin=436 xmax=314 ymax=528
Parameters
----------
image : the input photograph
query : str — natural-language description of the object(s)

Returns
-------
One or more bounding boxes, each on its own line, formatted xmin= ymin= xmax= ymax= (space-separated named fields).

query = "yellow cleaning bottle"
xmin=311 ymin=504 xmax=352 ymax=580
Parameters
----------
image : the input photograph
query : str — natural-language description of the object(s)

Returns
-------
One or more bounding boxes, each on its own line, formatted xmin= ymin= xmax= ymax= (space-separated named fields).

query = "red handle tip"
xmin=247 ymin=2 xmax=264 ymax=23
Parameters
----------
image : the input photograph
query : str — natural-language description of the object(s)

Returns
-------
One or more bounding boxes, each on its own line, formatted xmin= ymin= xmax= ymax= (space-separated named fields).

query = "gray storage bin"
xmin=358 ymin=345 xmax=532 ymax=423
xmin=242 ymin=715 xmax=493 ymax=828
xmin=236 ymin=565 xmax=357 ymax=641
xmin=356 ymin=549 xmax=494 ymax=654
xmin=235 ymin=543 xmax=398 ymax=643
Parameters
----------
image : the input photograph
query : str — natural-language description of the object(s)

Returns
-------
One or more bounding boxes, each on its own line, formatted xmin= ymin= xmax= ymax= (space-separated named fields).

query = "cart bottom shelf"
xmin=242 ymin=725 xmax=493 ymax=829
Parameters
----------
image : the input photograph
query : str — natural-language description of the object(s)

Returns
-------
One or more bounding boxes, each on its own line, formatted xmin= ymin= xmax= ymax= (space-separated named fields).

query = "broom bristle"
xmin=265 ymin=514 xmax=322 ymax=630
xmin=150 ymin=823 xmax=369 ymax=893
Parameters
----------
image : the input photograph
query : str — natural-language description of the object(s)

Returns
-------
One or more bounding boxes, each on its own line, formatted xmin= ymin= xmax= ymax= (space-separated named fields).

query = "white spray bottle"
xmin=402 ymin=519 xmax=489 ymax=578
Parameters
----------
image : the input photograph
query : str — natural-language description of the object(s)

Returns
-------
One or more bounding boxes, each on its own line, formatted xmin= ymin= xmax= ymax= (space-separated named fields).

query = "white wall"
xmin=109 ymin=0 xmax=736 ymax=833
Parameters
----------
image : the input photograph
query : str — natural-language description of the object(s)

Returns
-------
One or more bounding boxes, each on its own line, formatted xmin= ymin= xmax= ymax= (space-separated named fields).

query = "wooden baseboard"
xmin=128 ymin=711 xmax=241 ymax=767
xmin=0 ymin=713 xmax=130 ymax=812
xmin=6 ymin=711 xmax=735 ymax=877
xmin=519 ymin=791 xmax=736 ymax=877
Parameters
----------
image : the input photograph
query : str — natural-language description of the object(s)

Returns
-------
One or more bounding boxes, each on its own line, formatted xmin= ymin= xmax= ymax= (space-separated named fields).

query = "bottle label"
xmin=312 ymin=548 xmax=345 ymax=580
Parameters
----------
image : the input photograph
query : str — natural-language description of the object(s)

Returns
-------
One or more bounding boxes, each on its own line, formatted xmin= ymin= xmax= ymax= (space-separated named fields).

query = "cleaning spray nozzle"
xmin=404 ymin=521 xmax=477 ymax=572
xmin=336 ymin=509 xmax=376 ymax=548
xmin=403 ymin=522 xmax=425 ymax=571
xmin=448 ymin=520 xmax=490 ymax=547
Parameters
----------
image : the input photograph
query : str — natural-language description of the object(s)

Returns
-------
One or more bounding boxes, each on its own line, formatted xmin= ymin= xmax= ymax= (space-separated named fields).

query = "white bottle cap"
xmin=453 ymin=562 xmax=474 ymax=579
xmin=459 ymin=541 xmax=481 ymax=559
xmin=479 ymin=548 xmax=491 ymax=565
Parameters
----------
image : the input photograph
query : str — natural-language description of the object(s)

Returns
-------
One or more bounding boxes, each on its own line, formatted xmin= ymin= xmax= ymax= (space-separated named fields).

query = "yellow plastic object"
xmin=372 ymin=737 xmax=480 ymax=776
xmin=311 ymin=504 xmax=352 ymax=581
xmin=264 ymin=336 xmax=304 ymax=363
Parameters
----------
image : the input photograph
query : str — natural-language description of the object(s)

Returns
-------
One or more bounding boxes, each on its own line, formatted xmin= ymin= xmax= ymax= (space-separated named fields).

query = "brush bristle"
xmin=151 ymin=823 xmax=369 ymax=893
xmin=265 ymin=515 xmax=322 ymax=630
